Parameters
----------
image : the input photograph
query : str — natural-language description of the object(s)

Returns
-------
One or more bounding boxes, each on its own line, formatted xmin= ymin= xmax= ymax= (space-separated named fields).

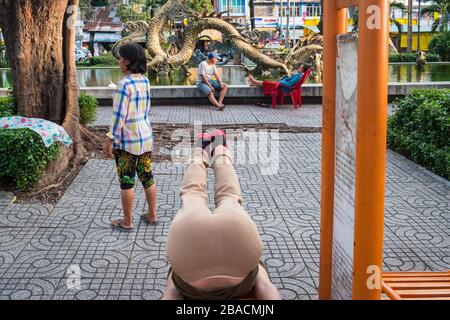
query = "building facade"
xmin=215 ymin=0 xmax=248 ymax=25
xmin=388 ymin=0 xmax=449 ymax=51
xmin=253 ymin=0 xmax=321 ymax=28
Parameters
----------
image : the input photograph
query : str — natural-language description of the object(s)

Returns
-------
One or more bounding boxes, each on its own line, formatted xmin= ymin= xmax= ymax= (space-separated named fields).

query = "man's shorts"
xmin=196 ymin=80 xmax=222 ymax=96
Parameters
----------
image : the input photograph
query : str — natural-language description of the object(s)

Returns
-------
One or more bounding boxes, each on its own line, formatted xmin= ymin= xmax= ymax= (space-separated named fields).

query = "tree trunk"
xmin=407 ymin=0 xmax=413 ymax=52
xmin=0 ymin=0 xmax=69 ymax=123
xmin=62 ymin=0 xmax=83 ymax=155
xmin=0 ymin=0 xmax=93 ymax=190
xmin=285 ymin=0 xmax=291 ymax=48
xmin=249 ymin=0 xmax=255 ymax=30
xmin=417 ymin=0 xmax=421 ymax=51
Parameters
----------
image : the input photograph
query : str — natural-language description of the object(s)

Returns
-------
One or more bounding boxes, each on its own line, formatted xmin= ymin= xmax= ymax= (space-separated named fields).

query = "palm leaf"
xmin=420 ymin=4 xmax=440 ymax=16
xmin=390 ymin=1 xmax=407 ymax=10
xmin=431 ymin=19 xmax=439 ymax=32
xmin=391 ymin=19 xmax=404 ymax=33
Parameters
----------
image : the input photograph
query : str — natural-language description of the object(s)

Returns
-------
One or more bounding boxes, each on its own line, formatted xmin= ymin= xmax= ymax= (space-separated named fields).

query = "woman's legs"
xmin=210 ymin=144 xmax=244 ymax=207
xmin=166 ymin=147 xmax=213 ymax=271
xmin=117 ymin=189 xmax=134 ymax=228
xmin=136 ymin=152 xmax=157 ymax=223
xmin=247 ymin=74 xmax=264 ymax=87
xmin=210 ymin=144 xmax=264 ymax=276
xmin=143 ymin=184 xmax=157 ymax=222
xmin=112 ymin=150 xmax=138 ymax=230
xmin=179 ymin=147 xmax=210 ymax=205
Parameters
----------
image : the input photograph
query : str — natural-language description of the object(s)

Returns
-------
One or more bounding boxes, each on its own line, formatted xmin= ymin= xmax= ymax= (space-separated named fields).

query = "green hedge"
xmin=0 ymin=95 xmax=16 ymax=117
xmin=77 ymin=52 xmax=118 ymax=67
xmin=0 ymin=128 xmax=60 ymax=190
xmin=389 ymin=52 xmax=440 ymax=63
xmin=79 ymin=93 xmax=98 ymax=126
xmin=429 ymin=31 xmax=450 ymax=62
xmin=0 ymin=95 xmax=61 ymax=190
xmin=388 ymin=89 xmax=450 ymax=180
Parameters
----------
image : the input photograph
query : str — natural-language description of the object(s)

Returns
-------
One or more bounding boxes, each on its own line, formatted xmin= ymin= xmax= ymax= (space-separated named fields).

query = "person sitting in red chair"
xmin=247 ymin=64 xmax=312 ymax=95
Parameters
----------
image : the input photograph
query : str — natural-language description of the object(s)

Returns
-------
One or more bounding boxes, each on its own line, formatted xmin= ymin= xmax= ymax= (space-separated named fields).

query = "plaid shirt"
xmin=110 ymin=74 xmax=153 ymax=155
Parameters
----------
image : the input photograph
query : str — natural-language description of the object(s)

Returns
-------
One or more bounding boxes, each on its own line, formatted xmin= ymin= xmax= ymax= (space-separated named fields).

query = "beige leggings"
xmin=166 ymin=145 xmax=263 ymax=284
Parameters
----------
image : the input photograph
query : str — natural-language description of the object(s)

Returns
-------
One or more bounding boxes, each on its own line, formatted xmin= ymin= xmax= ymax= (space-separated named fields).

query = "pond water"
xmin=0 ymin=63 xmax=449 ymax=88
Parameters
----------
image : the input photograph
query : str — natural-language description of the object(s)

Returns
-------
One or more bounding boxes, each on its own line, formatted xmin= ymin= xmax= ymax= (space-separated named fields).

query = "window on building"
xmin=219 ymin=0 xmax=246 ymax=16
xmin=280 ymin=4 xmax=301 ymax=17
xmin=306 ymin=4 xmax=321 ymax=17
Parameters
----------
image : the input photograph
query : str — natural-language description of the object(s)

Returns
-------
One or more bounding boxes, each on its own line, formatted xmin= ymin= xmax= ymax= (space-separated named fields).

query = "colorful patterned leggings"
xmin=113 ymin=149 xmax=155 ymax=190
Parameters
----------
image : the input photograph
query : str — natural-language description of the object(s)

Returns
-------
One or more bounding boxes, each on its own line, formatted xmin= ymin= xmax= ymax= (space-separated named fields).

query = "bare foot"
xmin=141 ymin=213 xmax=158 ymax=224
xmin=111 ymin=219 xmax=134 ymax=231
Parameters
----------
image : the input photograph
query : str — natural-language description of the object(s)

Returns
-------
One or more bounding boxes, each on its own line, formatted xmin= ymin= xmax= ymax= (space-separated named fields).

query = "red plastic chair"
xmin=271 ymin=68 xmax=314 ymax=109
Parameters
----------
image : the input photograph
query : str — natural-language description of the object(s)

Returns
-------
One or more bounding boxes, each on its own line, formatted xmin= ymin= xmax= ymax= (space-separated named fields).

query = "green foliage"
xmin=420 ymin=0 xmax=450 ymax=32
xmin=389 ymin=52 xmax=440 ymax=62
xmin=117 ymin=0 xmax=212 ymax=23
xmin=79 ymin=93 xmax=98 ymax=126
xmin=428 ymin=31 xmax=450 ymax=61
xmin=0 ymin=92 xmax=61 ymax=190
xmin=0 ymin=95 xmax=16 ymax=117
xmin=79 ymin=0 xmax=94 ymax=19
xmin=91 ymin=0 xmax=109 ymax=6
xmin=78 ymin=52 xmax=118 ymax=66
xmin=0 ymin=43 xmax=8 ymax=68
xmin=387 ymin=89 xmax=450 ymax=180
xmin=0 ymin=127 xmax=60 ymax=191
xmin=117 ymin=0 xmax=165 ymax=23
xmin=185 ymin=0 xmax=212 ymax=12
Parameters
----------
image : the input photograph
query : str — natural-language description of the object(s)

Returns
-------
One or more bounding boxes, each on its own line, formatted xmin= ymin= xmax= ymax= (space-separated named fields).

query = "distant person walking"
xmin=196 ymin=52 xmax=228 ymax=111
xmin=105 ymin=43 xmax=158 ymax=231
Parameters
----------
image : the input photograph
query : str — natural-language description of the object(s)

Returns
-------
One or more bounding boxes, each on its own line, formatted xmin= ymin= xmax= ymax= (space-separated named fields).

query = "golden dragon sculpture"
xmin=112 ymin=0 xmax=324 ymax=77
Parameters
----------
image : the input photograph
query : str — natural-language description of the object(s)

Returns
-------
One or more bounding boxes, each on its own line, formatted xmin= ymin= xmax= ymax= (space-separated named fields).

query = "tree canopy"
xmin=116 ymin=0 xmax=213 ymax=23
xmin=421 ymin=0 xmax=450 ymax=32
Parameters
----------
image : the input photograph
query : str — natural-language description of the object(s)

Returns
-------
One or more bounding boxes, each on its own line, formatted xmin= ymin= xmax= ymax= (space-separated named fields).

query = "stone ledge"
xmin=1 ymin=82 xmax=448 ymax=102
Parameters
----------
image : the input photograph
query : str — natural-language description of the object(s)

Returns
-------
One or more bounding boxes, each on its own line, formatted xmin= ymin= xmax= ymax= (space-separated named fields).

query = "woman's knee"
xmin=137 ymin=152 xmax=154 ymax=189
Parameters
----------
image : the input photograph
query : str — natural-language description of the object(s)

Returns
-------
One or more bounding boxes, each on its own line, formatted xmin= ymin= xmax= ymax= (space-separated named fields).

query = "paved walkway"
xmin=0 ymin=105 xmax=448 ymax=300
xmin=93 ymin=105 xmax=323 ymax=128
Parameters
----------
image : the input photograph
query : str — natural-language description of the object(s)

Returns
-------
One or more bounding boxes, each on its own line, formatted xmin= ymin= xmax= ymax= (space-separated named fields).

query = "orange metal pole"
xmin=319 ymin=2 xmax=348 ymax=300
xmin=352 ymin=0 xmax=390 ymax=299
xmin=337 ymin=0 xmax=359 ymax=10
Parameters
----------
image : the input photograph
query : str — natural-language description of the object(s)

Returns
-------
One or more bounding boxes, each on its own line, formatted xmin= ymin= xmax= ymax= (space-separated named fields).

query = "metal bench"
xmin=382 ymin=271 xmax=450 ymax=300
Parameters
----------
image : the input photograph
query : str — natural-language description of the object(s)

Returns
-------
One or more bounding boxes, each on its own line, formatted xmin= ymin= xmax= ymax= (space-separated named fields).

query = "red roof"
xmin=83 ymin=7 xmax=123 ymax=33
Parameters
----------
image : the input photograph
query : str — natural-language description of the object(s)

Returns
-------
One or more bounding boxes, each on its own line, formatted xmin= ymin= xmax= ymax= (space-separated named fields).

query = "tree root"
xmin=79 ymin=124 xmax=102 ymax=144
xmin=28 ymin=170 xmax=73 ymax=197
xmin=32 ymin=125 xmax=105 ymax=194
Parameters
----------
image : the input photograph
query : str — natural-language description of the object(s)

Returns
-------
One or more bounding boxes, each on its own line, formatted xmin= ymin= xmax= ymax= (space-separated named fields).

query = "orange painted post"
xmin=319 ymin=2 xmax=348 ymax=300
xmin=352 ymin=0 xmax=390 ymax=299
xmin=337 ymin=0 xmax=360 ymax=9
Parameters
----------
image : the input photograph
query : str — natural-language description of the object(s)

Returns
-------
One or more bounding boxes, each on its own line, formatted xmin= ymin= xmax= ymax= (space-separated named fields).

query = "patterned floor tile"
xmin=0 ymin=107 xmax=448 ymax=299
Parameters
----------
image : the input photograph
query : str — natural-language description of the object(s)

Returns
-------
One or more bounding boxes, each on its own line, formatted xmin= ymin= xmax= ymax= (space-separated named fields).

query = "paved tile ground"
xmin=0 ymin=105 xmax=448 ymax=300
xmin=93 ymin=105 xmax=323 ymax=128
